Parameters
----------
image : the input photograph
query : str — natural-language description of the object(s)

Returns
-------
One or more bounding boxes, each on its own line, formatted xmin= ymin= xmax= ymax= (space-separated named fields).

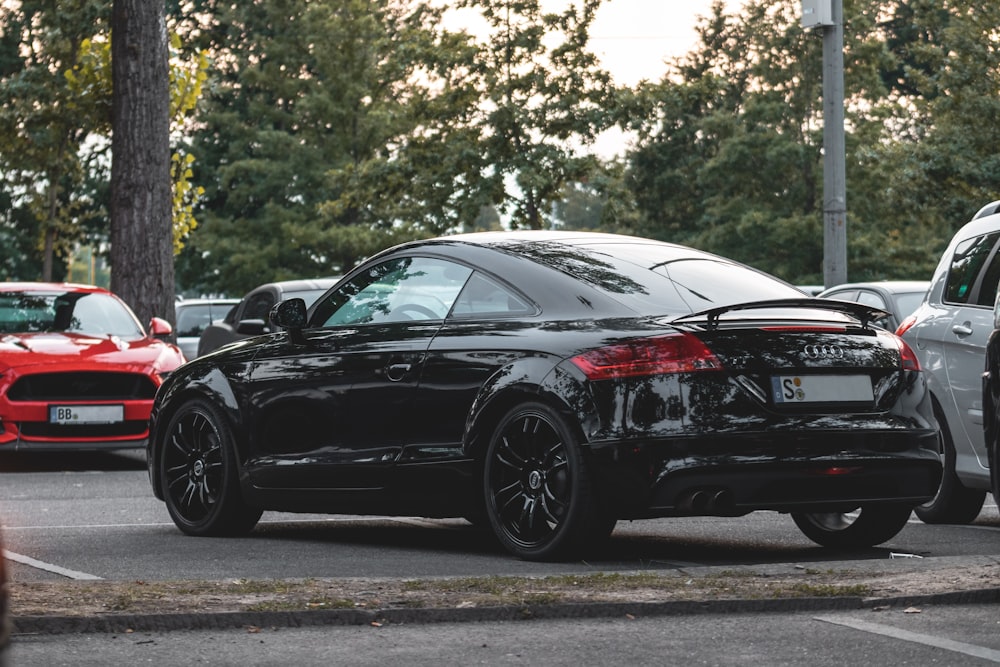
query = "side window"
xmin=976 ymin=248 xmax=1000 ymax=306
xmin=243 ymin=292 xmax=275 ymax=321
xmin=313 ymin=257 xmax=473 ymax=327
xmin=945 ymin=232 xmax=1000 ymax=305
xmin=451 ymin=272 xmax=534 ymax=317
xmin=855 ymin=291 xmax=887 ymax=310
xmin=176 ymin=305 xmax=212 ymax=337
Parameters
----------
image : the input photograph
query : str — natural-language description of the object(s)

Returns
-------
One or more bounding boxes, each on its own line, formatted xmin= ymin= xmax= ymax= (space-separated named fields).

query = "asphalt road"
xmin=5 ymin=448 xmax=1000 ymax=666
xmin=12 ymin=603 xmax=1000 ymax=666
xmin=1 ymin=449 xmax=999 ymax=584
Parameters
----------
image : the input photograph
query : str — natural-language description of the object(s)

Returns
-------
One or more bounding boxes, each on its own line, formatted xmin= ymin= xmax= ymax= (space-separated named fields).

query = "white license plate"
xmin=49 ymin=405 xmax=124 ymax=424
xmin=771 ymin=375 xmax=873 ymax=404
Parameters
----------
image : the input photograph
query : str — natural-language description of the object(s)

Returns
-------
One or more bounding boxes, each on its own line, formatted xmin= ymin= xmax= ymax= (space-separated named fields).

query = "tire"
xmin=792 ymin=504 xmax=913 ymax=548
xmin=913 ymin=406 xmax=985 ymax=524
xmin=483 ymin=402 xmax=605 ymax=561
xmin=159 ymin=399 xmax=262 ymax=536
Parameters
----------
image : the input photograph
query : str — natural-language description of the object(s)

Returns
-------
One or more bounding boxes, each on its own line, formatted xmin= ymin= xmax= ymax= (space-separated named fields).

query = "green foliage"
xmin=623 ymin=0 xmax=1000 ymax=284
xmin=0 ymin=2 xmax=209 ymax=281
xmin=456 ymin=0 xmax=616 ymax=229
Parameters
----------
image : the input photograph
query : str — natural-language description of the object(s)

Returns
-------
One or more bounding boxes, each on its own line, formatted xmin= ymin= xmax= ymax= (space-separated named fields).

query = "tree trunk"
xmin=110 ymin=0 xmax=174 ymax=329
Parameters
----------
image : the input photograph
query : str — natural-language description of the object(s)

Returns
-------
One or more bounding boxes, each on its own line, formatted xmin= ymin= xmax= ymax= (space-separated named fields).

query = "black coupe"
xmin=148 ymin=231 xmax=942 ymax=560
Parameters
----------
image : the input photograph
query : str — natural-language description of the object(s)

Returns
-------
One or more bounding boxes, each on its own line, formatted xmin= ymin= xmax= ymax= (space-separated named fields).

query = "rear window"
xmin=502 ymin=240 xmax=801 ymax=315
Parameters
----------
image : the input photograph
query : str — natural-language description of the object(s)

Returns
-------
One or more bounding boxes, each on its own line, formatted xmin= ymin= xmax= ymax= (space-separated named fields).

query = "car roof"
xmin=0 ymin=282 xmax=110 ymax=294
xmin=177 ymin=298 xmax=240 ymax=306
xmin=249 ymin=278 xmax=340 ymax=294
xmin=820 ymin=281 xmax=930 ymax=294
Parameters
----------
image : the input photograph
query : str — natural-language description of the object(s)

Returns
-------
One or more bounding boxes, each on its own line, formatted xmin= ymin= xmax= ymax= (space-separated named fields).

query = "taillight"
xmin=570 ymin=333 xmax=722 ymax=380
xmin=892 ymin=334 xmax=920 ymax=371
xmin=895 ymin=314 xmax=916 ymax=337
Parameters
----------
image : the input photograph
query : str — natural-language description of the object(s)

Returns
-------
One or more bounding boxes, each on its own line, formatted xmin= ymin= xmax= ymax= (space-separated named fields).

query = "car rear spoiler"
xmin=670 ymin=298 xmax=890 ymax=331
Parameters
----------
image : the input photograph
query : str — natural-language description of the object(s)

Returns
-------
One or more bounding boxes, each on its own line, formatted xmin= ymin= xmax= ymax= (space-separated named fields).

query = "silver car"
xmin=897 ymin=201 xmax=1000 ymax=523
xmin=174 ymin=298 xmax=239 ymax=361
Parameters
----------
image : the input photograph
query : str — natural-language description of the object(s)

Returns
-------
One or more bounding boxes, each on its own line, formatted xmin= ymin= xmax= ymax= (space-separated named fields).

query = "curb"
xmin=12 ymin=587 xmax=1000 ymax=635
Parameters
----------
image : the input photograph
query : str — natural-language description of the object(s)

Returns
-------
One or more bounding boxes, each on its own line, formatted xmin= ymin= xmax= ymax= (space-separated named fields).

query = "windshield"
xmin=0 ymin=291 xmax=145 ymax=338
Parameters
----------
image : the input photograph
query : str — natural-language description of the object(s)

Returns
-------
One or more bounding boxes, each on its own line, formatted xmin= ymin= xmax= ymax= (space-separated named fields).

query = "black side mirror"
xmin=270 ymin=298 xmax=307 ymax=330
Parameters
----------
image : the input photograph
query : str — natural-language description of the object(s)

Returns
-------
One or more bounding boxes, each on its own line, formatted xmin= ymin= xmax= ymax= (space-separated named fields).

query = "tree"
xmin=624 ymin=0 xmax=1000 ymax=285
xmin=457 ymin=0 xmax=616 ymax=229
xmin=0 ymin=2 xmax=111 ymax=281
xmin=110 ymin=0 xmax=174 ymax=326
xmin=177 ymin=0 xmax=483 ymax=296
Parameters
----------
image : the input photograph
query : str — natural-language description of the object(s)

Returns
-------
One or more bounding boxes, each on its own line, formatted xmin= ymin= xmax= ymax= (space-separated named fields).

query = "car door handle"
xmin=386 ymin=363 xmax=412 ymax=382
xmin=952 ymin=322 xmax=974 ymax=337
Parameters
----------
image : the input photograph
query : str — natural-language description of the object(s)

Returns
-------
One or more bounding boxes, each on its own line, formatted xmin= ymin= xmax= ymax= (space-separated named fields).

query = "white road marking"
xmin=815 ymin=615 xmax=1000 ymax=663
xmin=3 ymin=549 xmax=102 ymax=581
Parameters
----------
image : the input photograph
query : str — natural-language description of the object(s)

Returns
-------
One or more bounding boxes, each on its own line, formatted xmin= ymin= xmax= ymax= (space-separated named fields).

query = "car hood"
xmin=0 ymin=331 xmax=183 ymax=373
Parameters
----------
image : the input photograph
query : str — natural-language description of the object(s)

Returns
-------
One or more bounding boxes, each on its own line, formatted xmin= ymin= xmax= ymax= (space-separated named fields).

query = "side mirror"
xmin=149 ymin=317 xmax=173 ymax=337
xmin=270 ymin=298 xmax=307 ymax=330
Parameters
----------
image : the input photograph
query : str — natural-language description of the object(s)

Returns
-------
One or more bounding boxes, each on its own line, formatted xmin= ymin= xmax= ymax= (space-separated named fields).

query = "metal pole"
xmin=822 ymin=0 xmax=847 ymax=287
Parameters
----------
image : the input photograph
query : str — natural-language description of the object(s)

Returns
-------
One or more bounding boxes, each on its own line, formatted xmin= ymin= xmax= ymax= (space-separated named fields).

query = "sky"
xmin=442 ymin=0 xmax=739 ymax=87
xmin=588 ymin=0 xmax=736 ymax=85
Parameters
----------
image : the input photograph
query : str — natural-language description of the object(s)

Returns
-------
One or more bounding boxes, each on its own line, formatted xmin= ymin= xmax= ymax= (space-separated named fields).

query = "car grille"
xmin=7 ymin=372 xmax=158 ymax=401
xmin=17 ymin=421 xmax=148 ymax=438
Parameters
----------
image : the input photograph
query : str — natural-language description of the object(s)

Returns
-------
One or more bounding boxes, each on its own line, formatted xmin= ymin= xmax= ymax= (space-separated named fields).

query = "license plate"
xmin=771 ymin=375 xmax=874 ymax=404
xmin=49 ymin=405 xmax=124 ymax=424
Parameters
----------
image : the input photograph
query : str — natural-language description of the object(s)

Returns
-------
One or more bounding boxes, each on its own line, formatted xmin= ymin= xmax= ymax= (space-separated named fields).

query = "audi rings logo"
xmin=803 ymin=344 xmax=845 ymax=359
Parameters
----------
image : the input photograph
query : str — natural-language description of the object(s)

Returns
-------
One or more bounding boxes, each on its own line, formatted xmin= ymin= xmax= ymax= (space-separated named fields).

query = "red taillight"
xmin=894 ymin=334 xmax=920 ymax=371
xmin=570 ymin=333 xmax=722 ymax=380
xmin=759 ymin=325 xmax=847 ymax=333
xmin=895 ymin=314 xmax=916 ymax=337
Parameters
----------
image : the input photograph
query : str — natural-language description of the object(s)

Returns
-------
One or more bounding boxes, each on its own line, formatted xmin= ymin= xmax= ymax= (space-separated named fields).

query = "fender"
xmin=463 ymin=354 xmax=597 ymax=456
xmin=147 ymin=361 xmax=246 ymax=499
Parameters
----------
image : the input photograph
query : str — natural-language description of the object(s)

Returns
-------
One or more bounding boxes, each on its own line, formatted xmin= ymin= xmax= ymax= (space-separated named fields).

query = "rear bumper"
xmin=591 ymin=428 xmax=943 ymax=517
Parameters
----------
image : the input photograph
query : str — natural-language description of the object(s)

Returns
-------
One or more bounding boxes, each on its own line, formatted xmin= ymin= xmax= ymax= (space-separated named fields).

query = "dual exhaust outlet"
xmin=677 ymin=488 xmax=736 ymax=515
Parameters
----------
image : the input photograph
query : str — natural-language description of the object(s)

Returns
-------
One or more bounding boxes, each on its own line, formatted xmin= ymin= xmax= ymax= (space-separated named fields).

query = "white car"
xmin=897 ymin=201 xmax=1000 ymax=523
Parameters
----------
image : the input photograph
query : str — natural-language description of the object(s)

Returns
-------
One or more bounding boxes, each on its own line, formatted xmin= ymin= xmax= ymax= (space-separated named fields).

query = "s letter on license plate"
xmin=771 ymin=375 xmax=873 ymax=404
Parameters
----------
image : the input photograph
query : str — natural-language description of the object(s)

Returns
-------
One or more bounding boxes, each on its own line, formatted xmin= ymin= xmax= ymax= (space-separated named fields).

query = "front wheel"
xmin=159 ymin=399 xmax=262 ymax=536
xmin=483 ymin=402 xmax=604 ymax=561
xmin=792 ymin=504 xmax=913 ymax=548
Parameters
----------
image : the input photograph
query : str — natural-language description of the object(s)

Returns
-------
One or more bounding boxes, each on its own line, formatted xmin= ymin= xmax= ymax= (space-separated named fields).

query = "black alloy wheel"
xmin=160 ymin=399 xmax=262 ymax=536
xmin=791 ymin=504 xmax=914 ymax=548
xmin=484 ymin=402 xmax=605 ymax=561
xmin=913 ymin=404 xmax=985 ymax=525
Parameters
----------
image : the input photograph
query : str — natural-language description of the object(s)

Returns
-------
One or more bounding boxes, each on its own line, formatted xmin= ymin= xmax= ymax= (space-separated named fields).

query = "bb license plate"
xmin=49 ymin=405 xmax=124 ymax=424
xmin=771 ymin=375 xmax=874 ymax=404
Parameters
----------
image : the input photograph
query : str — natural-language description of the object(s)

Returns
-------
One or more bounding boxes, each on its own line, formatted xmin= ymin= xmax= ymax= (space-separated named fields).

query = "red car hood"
xmin=0 ymin=331 xmax=183 ymax=373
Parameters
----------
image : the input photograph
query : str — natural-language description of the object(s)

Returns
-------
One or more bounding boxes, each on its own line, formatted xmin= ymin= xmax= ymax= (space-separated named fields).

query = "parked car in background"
xmin=174 ymin=298 xmax=239 ymax=360
xmin=149 ymin=231 xmax=941 ymax=562
xmin=898 ymin=201 xmax=1000 ymax=524
xmin=196 ymin=278 xmax=338 ymax=357
xmin=0 ymin=527 xmax=8 ymax=666
xmin=818 ymin=281 xmax=930 ymax=332
xmin=0 ymin=282 xmax=185 ymax=452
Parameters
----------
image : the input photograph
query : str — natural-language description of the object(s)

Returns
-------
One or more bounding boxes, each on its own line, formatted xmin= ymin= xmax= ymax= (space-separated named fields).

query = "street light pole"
xmin=821 ymin=0 xmax=847 ymax=288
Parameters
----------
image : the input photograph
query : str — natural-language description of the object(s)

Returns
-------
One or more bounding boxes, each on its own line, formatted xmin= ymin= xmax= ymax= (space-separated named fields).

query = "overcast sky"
xmin=441 ymin=0 xmax=740 ymax=87
xmin=589 ymin=0 xmax=738 ymax=85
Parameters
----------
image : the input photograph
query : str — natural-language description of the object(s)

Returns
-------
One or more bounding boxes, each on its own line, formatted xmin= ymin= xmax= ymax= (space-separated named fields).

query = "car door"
xmin=938 ymin=231 xmax=1000 ymax=470
xmin=243 ymin=256 xmax=471 ymax=490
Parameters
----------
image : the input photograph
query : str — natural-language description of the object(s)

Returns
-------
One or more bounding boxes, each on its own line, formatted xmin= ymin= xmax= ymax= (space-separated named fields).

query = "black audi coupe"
xmin=148 ymin=231 xmax=942 ymax=560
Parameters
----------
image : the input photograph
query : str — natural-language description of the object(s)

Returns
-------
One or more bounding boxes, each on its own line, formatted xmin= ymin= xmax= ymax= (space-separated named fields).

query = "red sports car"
xmin=0 ymin=282 xmax=185 ymax=452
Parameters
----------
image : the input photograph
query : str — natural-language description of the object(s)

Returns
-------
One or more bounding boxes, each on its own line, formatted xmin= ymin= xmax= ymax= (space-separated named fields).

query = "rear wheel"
xmin=483 ymin=402 xmax=605 ymax=561
xmin=160 ymin=399 xmax=262 ymax=536
xmin=914 ymin=407 xmax=985 ymax=524
xmin=792 ymin=504 xmax=913 ymax=548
